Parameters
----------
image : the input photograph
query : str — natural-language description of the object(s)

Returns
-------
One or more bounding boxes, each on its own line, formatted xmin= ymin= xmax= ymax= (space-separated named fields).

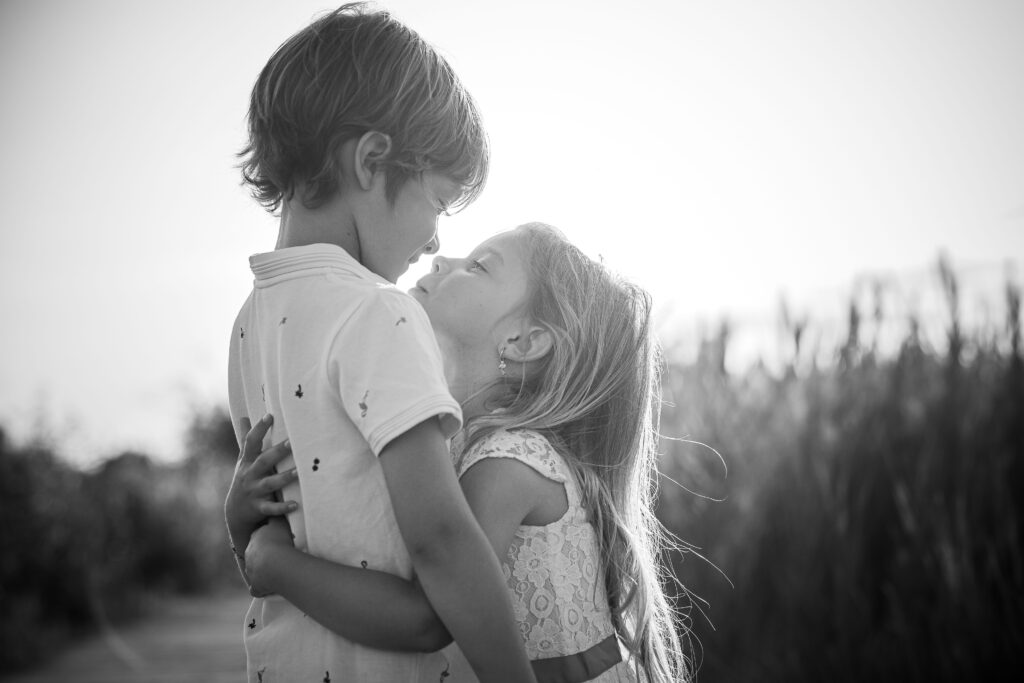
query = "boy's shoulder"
xmin=234 ymin=252 xmax=430 ymax=341
xmin=326 ymin=283 xmax=440 ymax=366
xmin=340 ymin=282 xmax=431 ymax=330
xmin=267 ymin=256 xmax=426 ymax=328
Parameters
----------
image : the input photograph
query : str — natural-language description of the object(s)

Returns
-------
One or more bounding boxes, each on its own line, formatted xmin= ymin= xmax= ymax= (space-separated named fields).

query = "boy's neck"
xmin=276 ymin=193 xmax=360 ymax=260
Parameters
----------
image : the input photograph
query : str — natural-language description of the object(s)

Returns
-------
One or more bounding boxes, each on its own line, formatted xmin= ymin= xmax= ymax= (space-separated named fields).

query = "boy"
xmin=223 ymin=4 xmax=535 ymax=682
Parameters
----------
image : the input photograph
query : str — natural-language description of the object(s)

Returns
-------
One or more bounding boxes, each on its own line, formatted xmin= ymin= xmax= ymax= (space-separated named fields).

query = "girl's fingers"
xmin=251 ymin=438 xmax=293 ymax=474
xmin=257 ymin=468 xmax=299 ymax=495
xmin=235 ymin=418 xmax=251 ymax=462
xmin=241 ymin=414 xmax=274 ymax=463
xmin=257 ymin=499 xmax=298 ymax=516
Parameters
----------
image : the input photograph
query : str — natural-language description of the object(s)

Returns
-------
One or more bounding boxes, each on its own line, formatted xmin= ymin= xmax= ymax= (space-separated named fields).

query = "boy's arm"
xmin=246 ymin=518 xmax=451 ymax=651
xmin=379 ymin=418 xmax=536 ymax=683
xmin=244 ymin=444 xmax=545 ymax=654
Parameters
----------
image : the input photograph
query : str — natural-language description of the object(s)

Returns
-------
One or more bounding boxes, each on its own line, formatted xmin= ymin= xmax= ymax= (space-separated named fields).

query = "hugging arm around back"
xmin=245 ymin=518 xmax=451 ymax=651
xmin=247 ymin=418 xmax=538 ymax=682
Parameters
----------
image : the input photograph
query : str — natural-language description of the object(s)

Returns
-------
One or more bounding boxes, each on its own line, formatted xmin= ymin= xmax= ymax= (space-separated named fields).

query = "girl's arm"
xmin=242 ymin=427 xmax=559 ymax=663
xmin=246 ymin=518 xmax=450 ymax=651
xmin=223 ymin=415 xmax=298 ymax=592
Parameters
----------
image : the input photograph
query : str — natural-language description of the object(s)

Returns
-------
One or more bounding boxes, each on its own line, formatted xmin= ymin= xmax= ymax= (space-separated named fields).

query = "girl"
xmin=230 ymin=223 xmax=690 ymax=681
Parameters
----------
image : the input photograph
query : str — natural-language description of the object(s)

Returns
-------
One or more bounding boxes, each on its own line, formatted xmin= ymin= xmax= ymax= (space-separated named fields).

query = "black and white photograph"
xmin=1 ymin=1 xmax=1021 ymax=681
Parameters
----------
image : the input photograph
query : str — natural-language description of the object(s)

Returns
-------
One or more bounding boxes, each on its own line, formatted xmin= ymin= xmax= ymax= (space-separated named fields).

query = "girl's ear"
xmin=352 ymin=131 xmax=392 ymax=191
xmin=503 ymin=326 xmax=553 ymax=364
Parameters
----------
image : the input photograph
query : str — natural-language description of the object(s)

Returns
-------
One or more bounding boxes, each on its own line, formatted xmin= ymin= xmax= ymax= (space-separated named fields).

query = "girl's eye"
xmin=468 ymin=259 xmax=486 ymax=272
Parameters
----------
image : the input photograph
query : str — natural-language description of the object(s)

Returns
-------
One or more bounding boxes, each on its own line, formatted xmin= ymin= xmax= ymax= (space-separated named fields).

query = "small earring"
xmin=498 ymin=346 xmax=507 ymax=376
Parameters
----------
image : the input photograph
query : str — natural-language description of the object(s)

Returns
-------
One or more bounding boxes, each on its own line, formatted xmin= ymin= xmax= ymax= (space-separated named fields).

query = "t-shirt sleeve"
xmin=327 ymin=288 xmax=462 ymax=456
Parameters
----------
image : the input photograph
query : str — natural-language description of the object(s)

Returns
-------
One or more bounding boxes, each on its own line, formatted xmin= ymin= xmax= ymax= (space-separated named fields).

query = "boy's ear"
xmin=352 ymin=131 xmax=392 ymax=191
xmin=503 ymin=326 xmax=553 ymax=364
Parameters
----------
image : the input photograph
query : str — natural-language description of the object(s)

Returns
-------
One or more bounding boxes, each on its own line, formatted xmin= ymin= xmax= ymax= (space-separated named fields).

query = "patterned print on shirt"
xmin=323 ymin=672 xmax=331 ymax=683
xmin=248 ymin=618 xmax=256 ymax=629
xmin=395 ymin=316 xmax=407 ymax=326
xmin=312 ymin=458 xmax=320 ymax=472
xmin=359 ymin=390 xmax=369 ymax=417
xmin=360 ymin=560 xmax=368 ymax=568
xmin=280 ymin=316 xmax=287 ymax=325
xmin=240 ymin=327 xmax=245 ymax=339
xmin=256 ymin=667 xmax=265 ymax=682
xmin=295 ymin=384 xmax=304 ymax=398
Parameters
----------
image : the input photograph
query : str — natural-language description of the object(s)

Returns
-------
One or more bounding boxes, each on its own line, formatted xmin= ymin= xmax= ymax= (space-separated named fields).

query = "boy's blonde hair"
xmin=464 ymin=223 xmax=691 ymax=681
xmin=240 ymin=2 xmax=488 ymax=213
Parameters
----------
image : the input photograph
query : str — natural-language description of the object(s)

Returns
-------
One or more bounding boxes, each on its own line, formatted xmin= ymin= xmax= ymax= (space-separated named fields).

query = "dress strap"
xmin=457 ymin=430 xmax=567 ymax=485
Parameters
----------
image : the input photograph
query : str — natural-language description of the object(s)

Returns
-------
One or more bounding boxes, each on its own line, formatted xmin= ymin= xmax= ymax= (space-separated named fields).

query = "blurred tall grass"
xmin=0 ymin=258 xmax=1020 ymax=680
xmin=662 ymin=259 xmax=1023 ymax=680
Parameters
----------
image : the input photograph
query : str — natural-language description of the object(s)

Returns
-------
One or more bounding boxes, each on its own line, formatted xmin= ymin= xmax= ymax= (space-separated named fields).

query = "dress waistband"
xmin=531 ymin=633 xmax=623 ymax=683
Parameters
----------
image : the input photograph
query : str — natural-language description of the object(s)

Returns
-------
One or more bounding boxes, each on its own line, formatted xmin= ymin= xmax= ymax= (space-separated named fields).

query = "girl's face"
xmin=409 ymin=229 xmax=531 ymax=351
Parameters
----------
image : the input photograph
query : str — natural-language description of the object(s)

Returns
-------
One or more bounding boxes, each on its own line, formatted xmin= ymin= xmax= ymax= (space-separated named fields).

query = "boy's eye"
xmin=468 ymin=259 xmax=486 ymax=272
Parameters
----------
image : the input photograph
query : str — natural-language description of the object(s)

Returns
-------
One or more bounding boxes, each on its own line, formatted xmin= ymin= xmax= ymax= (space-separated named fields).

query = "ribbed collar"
xmin=249 ymin=243 xmax=384 ymax=284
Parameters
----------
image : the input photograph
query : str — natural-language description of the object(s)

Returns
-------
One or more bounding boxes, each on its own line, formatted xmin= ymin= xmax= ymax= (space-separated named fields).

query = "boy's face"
xmin=356 ymin=171 xmax=462 ymax=283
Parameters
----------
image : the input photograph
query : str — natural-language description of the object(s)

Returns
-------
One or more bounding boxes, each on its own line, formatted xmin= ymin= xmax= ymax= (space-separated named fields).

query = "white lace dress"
xmin=441 ymin=429 xmax=637 ymax=682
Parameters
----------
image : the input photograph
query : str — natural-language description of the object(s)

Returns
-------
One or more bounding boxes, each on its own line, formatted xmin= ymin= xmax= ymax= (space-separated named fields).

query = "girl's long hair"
xmin=463 ymin=223 xmax=691 ymax=681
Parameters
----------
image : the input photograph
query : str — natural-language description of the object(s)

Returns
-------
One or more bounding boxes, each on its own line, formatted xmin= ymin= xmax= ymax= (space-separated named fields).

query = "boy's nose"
xmin=423 ymin=234 xmax=440 ymax=255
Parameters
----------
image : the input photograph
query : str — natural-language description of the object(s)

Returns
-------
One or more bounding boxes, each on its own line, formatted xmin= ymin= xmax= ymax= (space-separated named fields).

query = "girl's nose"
xmin=431 ymin=255 xmax=450 ymax=274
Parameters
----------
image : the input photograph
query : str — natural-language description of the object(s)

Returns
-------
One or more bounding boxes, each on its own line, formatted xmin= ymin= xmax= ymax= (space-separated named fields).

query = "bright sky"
xmin=1 ymin=0 xmax=1021 ymax=465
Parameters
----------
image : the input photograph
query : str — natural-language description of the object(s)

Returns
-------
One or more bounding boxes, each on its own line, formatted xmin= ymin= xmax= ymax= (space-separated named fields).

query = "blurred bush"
xmin=663 ymin=264 xmax=1023 ymax=681
xmin=0 ymin=407 xmax=239 ymax=670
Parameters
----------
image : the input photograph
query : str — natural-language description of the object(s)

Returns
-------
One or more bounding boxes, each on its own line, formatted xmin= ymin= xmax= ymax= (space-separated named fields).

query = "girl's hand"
xmin=246 ymin=517 xmax=296 ymax=596
xmin=224 ymin=414 xmax=299 ymax=551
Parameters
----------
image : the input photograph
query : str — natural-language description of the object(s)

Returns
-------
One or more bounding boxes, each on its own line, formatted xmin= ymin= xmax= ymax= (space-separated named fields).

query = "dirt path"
xmin=2 ymin=591 xmax=252 ymax=683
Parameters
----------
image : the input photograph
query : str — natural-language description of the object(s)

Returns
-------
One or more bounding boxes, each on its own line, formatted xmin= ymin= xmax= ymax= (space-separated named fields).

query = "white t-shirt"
xmin=228 ymin=243 xmax=462 ymax=683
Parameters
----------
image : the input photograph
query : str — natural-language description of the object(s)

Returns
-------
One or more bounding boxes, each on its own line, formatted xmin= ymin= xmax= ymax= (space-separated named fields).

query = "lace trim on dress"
xmin=457 ymin=429 xmax=616 ymax=662
xmin=458 ymin=429 xmax=567 ymax=482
